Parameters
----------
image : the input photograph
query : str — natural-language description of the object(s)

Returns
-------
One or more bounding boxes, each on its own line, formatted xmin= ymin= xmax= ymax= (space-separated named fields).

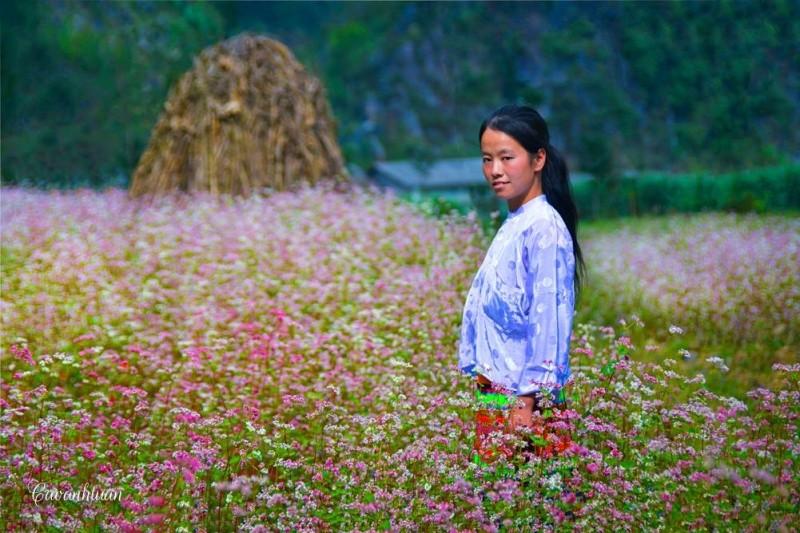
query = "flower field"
xmin=1 ymin=184 xmax=798 ymax=531
xmin=578 ymin=213 xmax=800 ymax=397
xmin=582 ymin=213 xmax=799 ymax=346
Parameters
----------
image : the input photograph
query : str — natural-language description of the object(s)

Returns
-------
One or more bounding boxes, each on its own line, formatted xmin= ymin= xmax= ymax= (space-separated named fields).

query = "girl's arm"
xmin=520 ymin=223 xmax=574 ymax=395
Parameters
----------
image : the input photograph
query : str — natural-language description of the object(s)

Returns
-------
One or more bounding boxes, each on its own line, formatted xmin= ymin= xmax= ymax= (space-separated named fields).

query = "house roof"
xmin=370 ymin=158 xmax=483 ymax=188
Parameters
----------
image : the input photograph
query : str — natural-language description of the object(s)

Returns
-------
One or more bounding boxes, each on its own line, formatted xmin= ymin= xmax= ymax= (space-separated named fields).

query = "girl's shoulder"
xmin=519 ymin=206 xmax=566 ymax=239
xmin=517 ymin=208 xmax=572 ymax=257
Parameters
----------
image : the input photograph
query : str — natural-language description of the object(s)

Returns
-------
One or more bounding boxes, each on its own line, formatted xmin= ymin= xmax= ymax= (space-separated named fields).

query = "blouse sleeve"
xmin=520 ymin=222 xmax=574 ymax=393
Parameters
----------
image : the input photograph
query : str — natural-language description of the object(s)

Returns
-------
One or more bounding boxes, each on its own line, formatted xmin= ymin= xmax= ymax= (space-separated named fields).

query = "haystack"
xmin=128 ymin=33 xmax=349 ymax=198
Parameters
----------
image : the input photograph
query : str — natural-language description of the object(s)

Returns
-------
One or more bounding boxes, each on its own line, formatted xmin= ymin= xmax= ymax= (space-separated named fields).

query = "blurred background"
xmin=3 ymin=0 xmax=799 ymax=222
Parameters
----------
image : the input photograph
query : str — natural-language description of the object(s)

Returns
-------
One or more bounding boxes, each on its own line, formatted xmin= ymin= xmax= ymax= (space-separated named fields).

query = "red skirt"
xmin=473 ymin=374 xmax=573 ymax=463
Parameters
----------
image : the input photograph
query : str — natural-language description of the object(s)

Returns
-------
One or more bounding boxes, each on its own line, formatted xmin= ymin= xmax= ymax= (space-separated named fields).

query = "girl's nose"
xmin=491 ymin=161 xmax=504 ymax=177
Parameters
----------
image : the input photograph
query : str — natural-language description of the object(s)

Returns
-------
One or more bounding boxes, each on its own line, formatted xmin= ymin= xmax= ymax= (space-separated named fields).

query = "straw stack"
xmin=129 ymin=33 xmax=349 ymax=199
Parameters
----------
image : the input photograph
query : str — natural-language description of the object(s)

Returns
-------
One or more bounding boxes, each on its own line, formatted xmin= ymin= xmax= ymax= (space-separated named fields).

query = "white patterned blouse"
xmin=458 ymin=193 xmax=576 ymax=398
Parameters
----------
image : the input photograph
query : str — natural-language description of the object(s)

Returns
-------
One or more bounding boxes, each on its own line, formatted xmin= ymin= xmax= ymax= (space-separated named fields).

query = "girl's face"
xmin=480 ymin=128 xmax=546 ymax=210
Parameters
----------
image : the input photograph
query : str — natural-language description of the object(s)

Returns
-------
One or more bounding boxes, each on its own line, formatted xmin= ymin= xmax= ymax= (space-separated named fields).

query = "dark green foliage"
xmin=2 ymin=0 xmax=224 ymax=188
xmin=571 ymin=164 xmax=800 ymax=220
xmin=2 ymin=1 xmax=798 ymax=189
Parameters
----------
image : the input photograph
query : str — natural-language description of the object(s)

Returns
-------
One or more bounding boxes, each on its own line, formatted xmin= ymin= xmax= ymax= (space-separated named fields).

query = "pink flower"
xmin=172 ymin=408 xmax=201 ymax=424
xmin=586 ymin=462 xmax=600 ymax=475
xmin=72 ymin=332 xmax=97 ymax=343
xmin=10 ymin=344 xmax=34 ymax=365
xmin=141 ymin=514 xmax=165 ymax=526
xmin=110 ymin=386 xmax=148 ymax=399
xmin=111 ymin=416 xmax=130 ymax=430
xmin=182 ymin=468 xmax=195 ymax=484
xmin=281 ymin=394 xmax=305 ymax=406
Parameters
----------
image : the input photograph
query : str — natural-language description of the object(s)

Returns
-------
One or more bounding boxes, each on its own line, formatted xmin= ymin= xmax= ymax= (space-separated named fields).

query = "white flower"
xmin=668 ymin=325 xmax=684 ymax=335
xmin=706 ymin=356 xmax=730 ymax=373
xmin=543 ymin=472 xmax=562 ymax=491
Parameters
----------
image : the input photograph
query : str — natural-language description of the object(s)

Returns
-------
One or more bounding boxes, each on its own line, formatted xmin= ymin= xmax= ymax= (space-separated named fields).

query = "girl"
xmin=458 ymin=104 xmax=586 ymax=462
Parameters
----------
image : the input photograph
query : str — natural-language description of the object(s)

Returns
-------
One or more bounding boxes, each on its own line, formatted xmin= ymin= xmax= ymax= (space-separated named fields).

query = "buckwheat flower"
xmin=722 ymin=397 xmax=747 ymax=413
xmin=148 ymin=495 xmax=166 ymax=507
xmin=706 ymin=356 xmax=730 ymax=373
xmin=616 ymin=336 xmax=634 ymax=349
xmin=749 ymin=467 xmax=778 ymax=485
xmin=10 ymin=344 xmax=34 ymax=366
xmin=772 ymin=363 xmax=800 ymax=373
xmin=679 ymin=349 xmax=693 ymax=361
xmin=281 ymin=394 xmax=305 ymax=406
xmin=543 ymin=472 xmax=562 ymax=491
xmin=142 ymin=514 xmax=165 ymax=526
xmin=668 ymin=325 xmax=684 ymax=335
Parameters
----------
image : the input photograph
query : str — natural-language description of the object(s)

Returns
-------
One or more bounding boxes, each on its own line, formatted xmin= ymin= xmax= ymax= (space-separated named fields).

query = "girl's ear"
xmin=533 ymin=148 xmax=546 ymax=172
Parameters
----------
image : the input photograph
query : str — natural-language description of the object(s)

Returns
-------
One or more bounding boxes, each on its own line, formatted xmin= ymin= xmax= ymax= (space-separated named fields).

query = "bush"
xmin=572 ymin=164 xmax=800 ymax=220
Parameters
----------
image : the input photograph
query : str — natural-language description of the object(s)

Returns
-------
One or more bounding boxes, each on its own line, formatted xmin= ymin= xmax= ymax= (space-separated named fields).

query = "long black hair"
xmin=479 ymin=104 xmax=587 ymax=298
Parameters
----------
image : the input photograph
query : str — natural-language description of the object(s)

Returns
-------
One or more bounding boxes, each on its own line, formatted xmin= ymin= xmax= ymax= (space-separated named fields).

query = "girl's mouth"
xmin=492 ymin=181 xmax=509 ymax=190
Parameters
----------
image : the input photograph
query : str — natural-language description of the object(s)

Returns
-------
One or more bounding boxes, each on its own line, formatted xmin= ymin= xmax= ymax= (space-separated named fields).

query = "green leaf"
xmin=531 ymin=435 xmax=547 ymax=447
xmin=211 ymin=467 xmax=226 ymax=482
